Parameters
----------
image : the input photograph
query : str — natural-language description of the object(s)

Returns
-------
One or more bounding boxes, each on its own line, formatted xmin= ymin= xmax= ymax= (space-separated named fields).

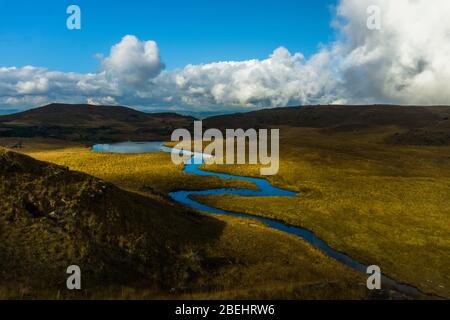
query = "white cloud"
xmin=153 ymin=47 xmax=340 ymax=109
xmin=159 ymin=0 xmax=450 ymax=108
xmin=86 ymin=96 xmax=118 ymax=106
xmin=2 ymin=95 xmax=49 ymax=106
xmin=1 ymin=1 xmax=450 ymax=112
xmin=0 ymin=65 xmax=120 ymax=110
xmin=16 ymin=77 xmax=49 ymax=94
xmin=336 ymin=0 xmax=450 ymax=104
xmin=101 ymin=35 xmax=165 ymax=87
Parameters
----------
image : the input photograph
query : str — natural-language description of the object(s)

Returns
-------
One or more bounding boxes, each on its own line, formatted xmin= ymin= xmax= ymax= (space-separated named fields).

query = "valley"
xmin=0 ymin=103 xmax=448 ymax=299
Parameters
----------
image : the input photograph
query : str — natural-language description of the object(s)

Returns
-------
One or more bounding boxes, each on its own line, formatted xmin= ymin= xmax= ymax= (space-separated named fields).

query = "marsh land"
xmin=0 ymin=104 xmax=448 ymax=299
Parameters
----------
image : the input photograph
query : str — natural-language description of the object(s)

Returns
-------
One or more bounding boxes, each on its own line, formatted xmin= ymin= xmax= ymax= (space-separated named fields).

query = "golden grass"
xmin=27 ymin=145 xmax=253 ymax=195
xmin=0 ymin=216 xmax=369 ymax=300
xmin=7 ymin=131 xmax=447 ymax=298
xmin=196 ymin=126 xmax=450 ymax=298
xmin=0 ymin=138 xmax=371 ymax=299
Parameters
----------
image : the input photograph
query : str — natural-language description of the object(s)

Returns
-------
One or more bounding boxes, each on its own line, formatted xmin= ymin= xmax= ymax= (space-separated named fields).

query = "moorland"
xmin=0 ymin=103 xmax=448 ymax=299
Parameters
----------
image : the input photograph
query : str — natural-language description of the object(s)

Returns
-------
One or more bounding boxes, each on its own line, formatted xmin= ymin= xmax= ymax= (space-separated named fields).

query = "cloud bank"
xmin=153 ymin=47 xmax=340 ymax=108
xmin=337 ymin=0 xmax=450 ymax=105
xmin=1 ymin=0 xmax=450 ymax=112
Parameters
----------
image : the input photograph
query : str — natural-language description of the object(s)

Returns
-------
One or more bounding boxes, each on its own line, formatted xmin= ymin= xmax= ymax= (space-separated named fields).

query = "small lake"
xmin=92 ymin=141 xmax=166 ymax=154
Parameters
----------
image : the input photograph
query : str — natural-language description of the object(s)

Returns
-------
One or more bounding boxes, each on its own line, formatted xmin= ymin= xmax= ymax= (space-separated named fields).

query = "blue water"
xmin=93 ymin=141 xmax=425 ymax=297
xmin=93 ymin=141 xmax=166 ymax=154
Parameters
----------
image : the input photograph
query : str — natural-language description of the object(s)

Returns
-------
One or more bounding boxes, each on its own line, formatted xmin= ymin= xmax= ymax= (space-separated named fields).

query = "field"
xmin=197 ymin=126 xmax=450 ymax=298
xmin=0 ymin=138 xmax=372 ymax=300
xmin=1 ymin=104 xmax=448 ymax=299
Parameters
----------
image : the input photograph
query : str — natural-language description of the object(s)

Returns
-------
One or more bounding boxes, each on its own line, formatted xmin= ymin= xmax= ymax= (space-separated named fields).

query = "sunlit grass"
xmin=21 ymin=128 xmax=450 ymax=297
xmin=0 ymin=139 xmax=369 ymax=299
xmin=28 ymin=146 xmax=254 ymax=195
xmin=196 ymin=127 xmax=450 ymax=297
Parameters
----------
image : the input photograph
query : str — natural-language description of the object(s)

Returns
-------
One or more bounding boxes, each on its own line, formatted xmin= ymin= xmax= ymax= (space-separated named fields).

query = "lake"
xmin=92 ymin=141 xmax=166 ymax=154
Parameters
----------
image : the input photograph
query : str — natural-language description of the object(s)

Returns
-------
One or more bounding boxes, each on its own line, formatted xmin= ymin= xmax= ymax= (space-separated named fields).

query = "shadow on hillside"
xmin=0 ymin=148 xmax=227 ymax=298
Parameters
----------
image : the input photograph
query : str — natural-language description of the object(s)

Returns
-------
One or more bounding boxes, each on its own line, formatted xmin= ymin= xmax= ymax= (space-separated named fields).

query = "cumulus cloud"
xmin=1 ymin=1 xmax=450 ymax=113
xmin=159 ymin=0 xmax=450 ymax=107
xmin=0 ymin=35 xmax=167 ymax=111
xmin=86 ymin=96 xmax=118 ymax=106
xmin=101 ymin=35 xmax=165 ymax=87
xmin=153 ymin=47 xmax=341 ymax=108
xmin=336 ymin=0 xmax=450 ymax=104
xmin=0 ymin=65 xmax=119 ymax=109
xmin=16 ymin=77 xmax=49 ymax=95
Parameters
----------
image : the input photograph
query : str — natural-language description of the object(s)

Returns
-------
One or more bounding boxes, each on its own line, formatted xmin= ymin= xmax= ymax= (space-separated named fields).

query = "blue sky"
xmin=1 ymin=0 xmax=447 ymax=112
xmin=0 ymin=0 xmax=337 ymax=72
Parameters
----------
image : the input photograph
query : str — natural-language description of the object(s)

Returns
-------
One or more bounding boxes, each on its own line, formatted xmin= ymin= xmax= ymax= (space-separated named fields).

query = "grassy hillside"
xmin=2 ymin=104 xmax=445 ymax=299
xmin=0 ymin=148 xmax=226 ymax=296
xmin=0 ymin=103 xmax=195 ymax=143
xmin=204 ymin=105 xmax=450 ymax=146
xmin=197 ymin=125 xmax=450 ymax=298
xmin=0 ymin=146 xmax=374 ymax=300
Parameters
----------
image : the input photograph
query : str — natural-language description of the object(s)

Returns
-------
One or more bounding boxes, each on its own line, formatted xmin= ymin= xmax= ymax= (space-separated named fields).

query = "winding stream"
xmin=93 ymin=141 xmax=426 ymax=297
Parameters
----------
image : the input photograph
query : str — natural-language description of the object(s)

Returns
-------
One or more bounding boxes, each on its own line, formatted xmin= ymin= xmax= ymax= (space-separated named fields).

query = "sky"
xmin=1 ymin=0 xmax=450 ymax=114
xmin=0 ymin=0 xmax=336 ymax=72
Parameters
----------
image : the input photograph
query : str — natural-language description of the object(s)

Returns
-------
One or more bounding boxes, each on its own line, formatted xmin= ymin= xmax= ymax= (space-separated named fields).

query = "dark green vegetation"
xmin=0 ymin=103 xmax=195 ymax=143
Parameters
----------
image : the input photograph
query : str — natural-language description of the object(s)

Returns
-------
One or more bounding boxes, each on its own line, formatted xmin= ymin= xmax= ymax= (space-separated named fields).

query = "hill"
xmin=0 ymin=103 xmax=195 ymax=143
xmin=0 ymin=148 xmax=375 ymax=300
xmin=3 ymin=104 xmax=449 ymax=145
xmin=204 ymin=105 xmax=450 ymax=145
xmin=198 ymin=105 xmax=450 ymax=298
xmin=0 ymin=148 xmax=223 ymax=296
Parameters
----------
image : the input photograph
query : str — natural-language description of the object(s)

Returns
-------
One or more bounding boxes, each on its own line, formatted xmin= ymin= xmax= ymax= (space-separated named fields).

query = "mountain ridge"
xmin=203 ymin=104 xmax=450 ymax=145
xmin=0 ymin=103 xmax=196 ymax=143
xmin=1 ymin=103 xmax=450 ymax=145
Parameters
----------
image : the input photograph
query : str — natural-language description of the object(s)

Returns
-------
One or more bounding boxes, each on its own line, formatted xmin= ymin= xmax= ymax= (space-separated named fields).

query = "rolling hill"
xmin=0 ymin=103 xmax=195 ymax=143
xmin=204 ymin=105 xmax=450 ymax=145
xmin=0 ymin=147 xmax=374 ymax=300
xmin=1 ymin=103 xmax=448 ymax=299
xmin=3 ymin=103 xmax=449 ymax=145
xmin=0 ymin=148 xmax=224 ymax=297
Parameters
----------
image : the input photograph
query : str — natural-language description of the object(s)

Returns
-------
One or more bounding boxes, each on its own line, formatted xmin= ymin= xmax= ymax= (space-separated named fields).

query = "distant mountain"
xmin=176 ymin=108 xmax=257 ymax=119
xmin=2 ymin=104 xmax=449 ymax=145
xmin=0 ymin=148 xmax=220 ymax=294
xmin=203 ymin=105 xmax=450 ymax=146
xmin=0 ymin=103 xmax=196 ymax=143
xmin=0 ymin=109 xmax=19 ymax=116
